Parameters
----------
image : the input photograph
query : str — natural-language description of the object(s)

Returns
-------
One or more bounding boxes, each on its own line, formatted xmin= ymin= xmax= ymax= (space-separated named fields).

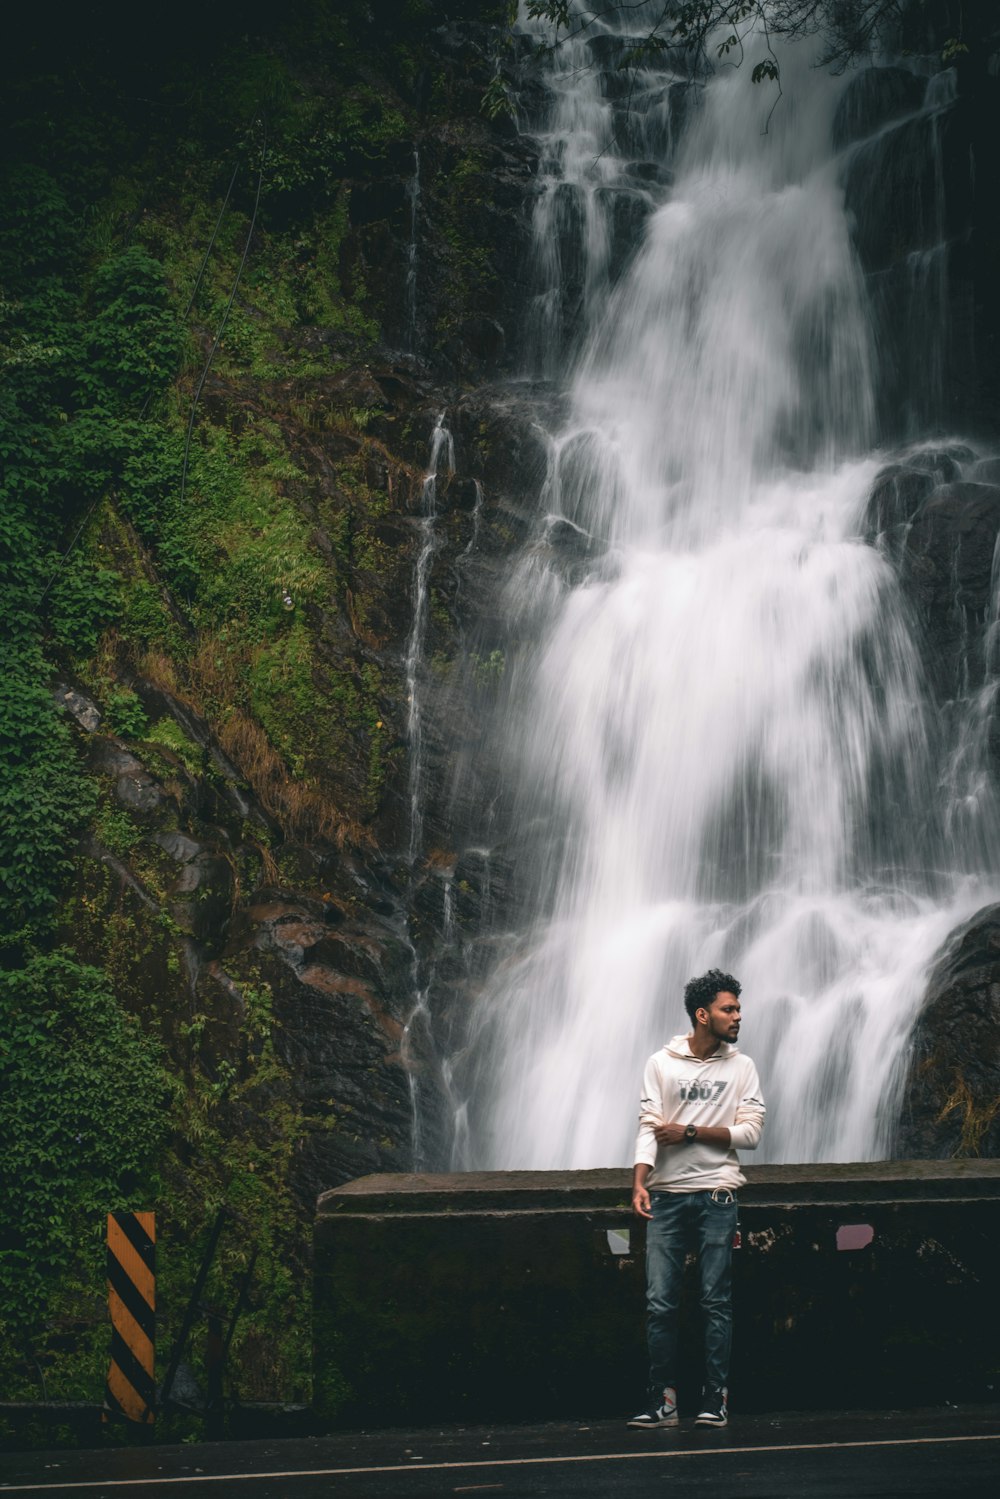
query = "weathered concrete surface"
xmin=314 ymin=1163 xmax=1000 ymax=1426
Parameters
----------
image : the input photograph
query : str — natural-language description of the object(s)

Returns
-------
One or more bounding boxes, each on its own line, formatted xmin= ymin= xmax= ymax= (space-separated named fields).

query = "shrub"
xmin=0 ymin=952 xmax=169 ymax=1333
xmin=0 ymin=662 xmax=97 ymax=946
xmin=103 ymin=687 xmax=149 ymax=739
xmin=46 ymin=555 xmax=122 ymax=656
xmin=81 ymin=248 xmax=184 ymax=409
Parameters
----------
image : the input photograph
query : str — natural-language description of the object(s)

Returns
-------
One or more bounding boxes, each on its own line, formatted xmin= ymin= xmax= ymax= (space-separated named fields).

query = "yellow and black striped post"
xmin=103 ymin=1212 xmax=156 ymax=1424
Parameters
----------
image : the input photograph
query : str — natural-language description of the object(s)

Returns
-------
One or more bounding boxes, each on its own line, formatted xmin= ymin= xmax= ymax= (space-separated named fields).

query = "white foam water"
xmin=449 ymin=6 xmax=1000 ymax=1167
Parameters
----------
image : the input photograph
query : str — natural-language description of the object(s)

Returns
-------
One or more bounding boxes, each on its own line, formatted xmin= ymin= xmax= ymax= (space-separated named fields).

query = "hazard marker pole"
xmin=103 ymin=1212 xmax=156 ymax=1424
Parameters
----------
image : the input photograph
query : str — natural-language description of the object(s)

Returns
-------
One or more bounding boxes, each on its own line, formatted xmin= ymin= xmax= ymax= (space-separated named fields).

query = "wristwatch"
xmin=684 ymin=1124 xmax=698 ymax=1142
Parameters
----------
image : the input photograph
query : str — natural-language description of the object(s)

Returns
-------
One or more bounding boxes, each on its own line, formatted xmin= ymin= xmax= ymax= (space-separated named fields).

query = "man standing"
xmin=628 ymin=968 xmax=765 ymax=1430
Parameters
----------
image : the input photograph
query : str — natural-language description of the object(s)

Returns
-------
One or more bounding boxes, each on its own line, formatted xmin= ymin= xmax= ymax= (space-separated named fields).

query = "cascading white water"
xmin=451 ymin=7 xmax=1000 ymax=1168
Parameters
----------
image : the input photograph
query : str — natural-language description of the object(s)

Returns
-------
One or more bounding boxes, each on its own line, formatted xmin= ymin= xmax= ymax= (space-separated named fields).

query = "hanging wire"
xmin=182 ymin=158 xmax=241 ymax=323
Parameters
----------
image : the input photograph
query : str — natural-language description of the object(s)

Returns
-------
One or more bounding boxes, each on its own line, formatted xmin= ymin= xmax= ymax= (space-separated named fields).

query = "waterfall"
xmin=448 ymin=6 xmax=1000 ymax=1168
xmin=405 ymin=412 xmax=454 ymax=865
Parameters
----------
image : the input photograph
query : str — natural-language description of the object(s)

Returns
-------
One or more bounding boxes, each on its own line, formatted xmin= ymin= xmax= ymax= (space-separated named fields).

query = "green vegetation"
xmin=144 ymin=717 xmax=206 ymax=774
xmin=471 ymin=648 xmax=506 ymax=690
xmin=0 ymin=953 xmax=169 ymax=1337
xmin=103 ymin=688 xmax=149 ymax=740
xmin=1 ymin=0 xmax=507 ymax=1418
xmin=0 ymin=180 xmax=180 ymax=946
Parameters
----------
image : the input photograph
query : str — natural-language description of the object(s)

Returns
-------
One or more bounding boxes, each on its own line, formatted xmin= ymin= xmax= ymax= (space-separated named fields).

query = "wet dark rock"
xmin=613 ymin=80 xmax=701 ymax=162
xmin=896 ymin=902 xmax=1000 ymax=1157
xmin=79 ymin=839 xmax=161 ymax=913
xmin=971 ymin=456 xmax=1000 ymax=483
xmin=112 ymin=759 xmax=168 ymax=815
xmin=151 ymin=832 xmax=235 ymax=946
xmin=410 ymin=863 xmax=456 ymax=942
xmin=213 ymin=891 xmax=417 ymax=1203
xmin=594 ymin=185 xmax=652 ymax=281
xmin=585 ymin=34 xmax=628 ymax=68
xmin=903 ymin=480 xmax=1000 ymax=613
xmin=54 ymin=683 xmax=101 ymax=733
xmin=545 ymin=517 xmax=594 ymax=556
xmin=908 ymin=445 xmax=977 ymax=482
xmin=433 ymin=21 xmax=489 ymax=63
xmin=171 ymin=853 xmax=233 ymax=947
xmin=844 ymin=111 xmax=947 ymax=274
xmin=446 ymin=314 xmax=506 ymax=370
xmin=91 ymin=741 xmax=144 ymax=778
xmin=452 ymin=387 xmax=556 ymax=506
xmin=832 ymin=66 xmax=926 ymax=150
xmin=270 ymin=960 xmax=413 ymax=1201
xmin=348 ymin=179 xmax=409 ymax=227
xmin=549 ymin=181 xmax=586 ymax=284
xmin=862 ymin=464 xmax=935 ymax=553
xmin=349 ymin=94 xmax=538 ymax=374
xmin=841 ymin=58 xmax=1000 ymax=436
xmin=899 ymin=479 xmax=1000 ymax=699
xmin=511 ymin=72 xmax=552 ymax=126
xmin=625 ymin=160 xmax=673 ymax=186
xmin=448 ymin=476 xmax=485 ymax=511
xmin=666 ymin=79 xmax=703 ymax=138
xmin=597 ymin=66 xmax=636 ymax=104
xmin=156 ymin=831 xmax=203 ymax=864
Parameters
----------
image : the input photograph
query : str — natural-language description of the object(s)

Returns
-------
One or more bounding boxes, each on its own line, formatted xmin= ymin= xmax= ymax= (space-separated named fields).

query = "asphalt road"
xmin=2 ymin=1406 xmax=997 ymax=1499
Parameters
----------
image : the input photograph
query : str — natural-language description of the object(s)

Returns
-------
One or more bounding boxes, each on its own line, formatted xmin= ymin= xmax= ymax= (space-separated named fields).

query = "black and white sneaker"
xmin=627 ymin=1386 xmax=678 ymax=1428
xmin=694 ymin=1387 xmax=728 ymax=1427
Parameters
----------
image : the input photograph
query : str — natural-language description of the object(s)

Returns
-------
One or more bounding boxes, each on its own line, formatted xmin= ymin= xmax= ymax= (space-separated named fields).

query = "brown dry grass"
xmin=936 ymin=1071 xmax=1000 ymax=1157
xmin=425 ymin=848 xmax=457 ymax=872
xmin=133 ymin=633 xmax=369 ymax=851
xmin=138 ymin=649 xmax=182 ymax=695
xmin=217 ymin=706 xmax=365 ymax=848
xmin=248 ymin=837 xmax=280 ymax=887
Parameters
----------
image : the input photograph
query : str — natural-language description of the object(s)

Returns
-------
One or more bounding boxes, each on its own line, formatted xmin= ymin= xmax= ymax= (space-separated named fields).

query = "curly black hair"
xmin=683 ymin=968 xmax=742 ymax=1025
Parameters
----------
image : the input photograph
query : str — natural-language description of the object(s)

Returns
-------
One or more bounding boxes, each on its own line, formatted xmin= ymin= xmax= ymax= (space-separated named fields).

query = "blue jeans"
xmin=645 ymin=1189 xmax=738 ymax=1394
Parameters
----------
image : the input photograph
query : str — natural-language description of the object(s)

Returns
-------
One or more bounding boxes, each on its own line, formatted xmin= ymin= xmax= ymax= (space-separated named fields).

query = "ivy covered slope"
xmin=0 ymin=0 xmax=523 ymax=1410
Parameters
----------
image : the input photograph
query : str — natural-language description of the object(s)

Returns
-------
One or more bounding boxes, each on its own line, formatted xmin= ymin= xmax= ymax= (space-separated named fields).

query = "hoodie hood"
xmin=665 ymin=1033 xmax=739 ymax=1061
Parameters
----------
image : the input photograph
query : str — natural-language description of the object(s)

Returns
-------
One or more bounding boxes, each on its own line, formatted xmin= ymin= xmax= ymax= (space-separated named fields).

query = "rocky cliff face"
xmin=839 ymin=40 xmax=1000 ymax=1155
xmin=1 ymin=0 xmax=555 ymax=1402
xmin=836 ymin=31 xmax=1000 ymax=438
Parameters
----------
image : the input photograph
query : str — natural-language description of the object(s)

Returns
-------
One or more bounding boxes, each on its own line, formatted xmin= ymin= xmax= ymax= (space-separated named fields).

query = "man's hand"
xmin=632 ymin=1182 xmax=652 ymax=1219
xmin=632 ymin=1162 xmax=653 ymax=1219
xmin=653 ymin=1121 xmax=687 ymax=1145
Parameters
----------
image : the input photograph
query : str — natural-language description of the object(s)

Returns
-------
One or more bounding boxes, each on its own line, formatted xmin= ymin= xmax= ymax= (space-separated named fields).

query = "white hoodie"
xmin=634 ymin=1034 xmax=765 ymax=1193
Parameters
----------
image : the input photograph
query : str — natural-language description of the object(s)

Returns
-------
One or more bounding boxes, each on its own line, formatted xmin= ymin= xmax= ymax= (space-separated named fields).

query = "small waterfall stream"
xmin=445 ymin=6 xmax=1000 ymax=1168
xmin=405 ymin=413 xmax=454 ymax=865
xmin=401 ymin=413 xmax=458 ymax=1166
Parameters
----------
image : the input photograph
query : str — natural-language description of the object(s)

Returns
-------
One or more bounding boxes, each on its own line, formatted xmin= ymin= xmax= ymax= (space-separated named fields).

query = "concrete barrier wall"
xmin=313 ymin=1161 xmax=1000 ymax=1425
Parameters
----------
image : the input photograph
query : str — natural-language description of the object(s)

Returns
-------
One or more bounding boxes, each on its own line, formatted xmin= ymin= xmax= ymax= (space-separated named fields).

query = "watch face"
xmin=685 ymin=1125 xmax=697 ymax=1140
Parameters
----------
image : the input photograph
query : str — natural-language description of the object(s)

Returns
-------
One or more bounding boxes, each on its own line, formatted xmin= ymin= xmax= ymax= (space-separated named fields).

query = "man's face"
xmin=701 ymin=991 xmax=741 ymax=1043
